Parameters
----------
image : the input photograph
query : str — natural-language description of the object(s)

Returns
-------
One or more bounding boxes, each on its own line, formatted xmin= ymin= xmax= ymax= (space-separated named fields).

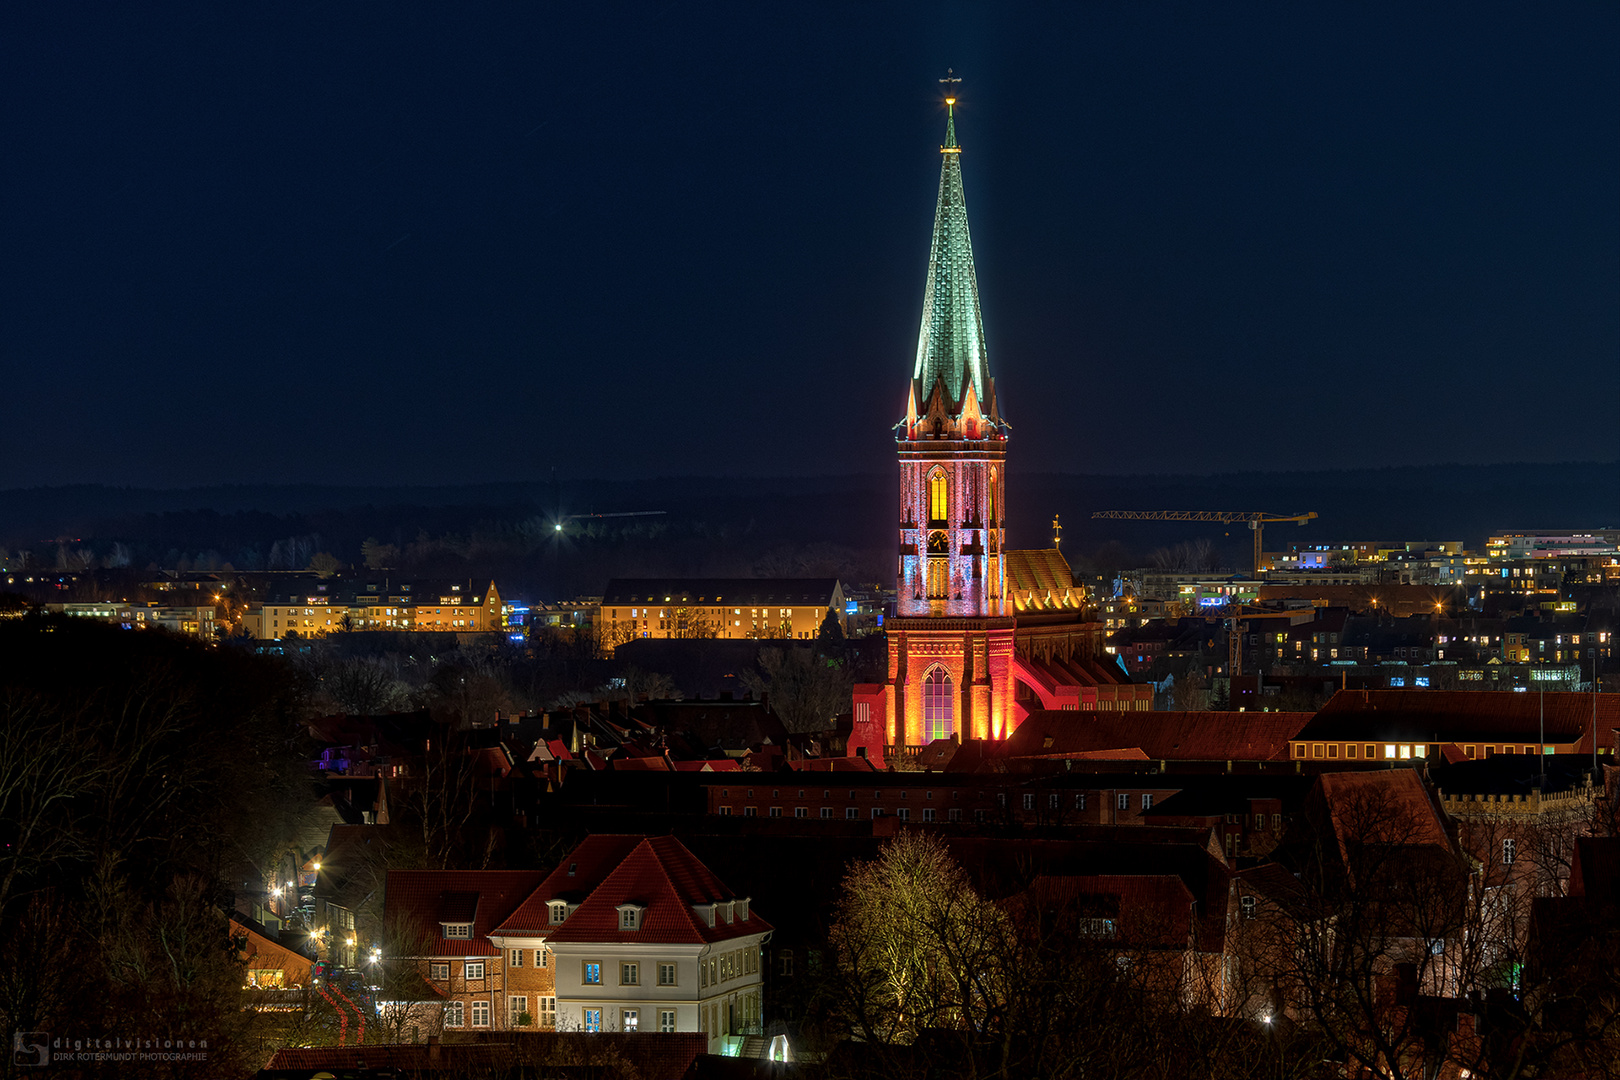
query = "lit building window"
xmin=928 ymin=470 xmax=948 ymax=524
xmin=923 ymin=666 xmax=954 ymax=742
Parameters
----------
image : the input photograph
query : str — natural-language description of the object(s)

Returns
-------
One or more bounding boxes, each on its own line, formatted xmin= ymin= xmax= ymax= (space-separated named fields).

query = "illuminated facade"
xmin=597 ymin=578 xmax=847 ymax=653
xmin=868 ymin=94 xmax=1149 ymax=749
xmin=242 ymin=579 xmax=504 ymax=639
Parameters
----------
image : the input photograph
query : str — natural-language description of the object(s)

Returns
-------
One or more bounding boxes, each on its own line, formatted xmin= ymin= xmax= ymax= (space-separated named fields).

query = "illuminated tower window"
xmin=923 ymin=666 xmax=954 ymax=742
xmin=927 ymin=532 xmax=949 ymax=599
xmin=928 ymin=470 xmax=948 ymax=526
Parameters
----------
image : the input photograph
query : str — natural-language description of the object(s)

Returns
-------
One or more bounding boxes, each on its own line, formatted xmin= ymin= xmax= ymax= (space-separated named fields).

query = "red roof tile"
xmin=1021 ymin=874 xmax=1196 ymax=948
xmin=1316 ymin=769 xmax=1451 ymax=853
xmin=492 ymin=834 xmax=648 ymax=936
xmin=384 ymin=870 xmax=546 ymax=957
xmin=1305 ymin=689 xmax=1617 ymax=748
xmin=543 ymin=836 xmax=772 ymax=946
xmin=1009 ymin=711 xmax=1313 ymax=761
xmin=264 ymin=1031 xmax=708 ymax=1079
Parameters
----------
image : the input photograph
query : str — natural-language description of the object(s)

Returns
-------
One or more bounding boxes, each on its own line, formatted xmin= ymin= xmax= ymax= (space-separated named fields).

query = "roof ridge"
xmin=641 ymin=836 xmax=715 ymax=939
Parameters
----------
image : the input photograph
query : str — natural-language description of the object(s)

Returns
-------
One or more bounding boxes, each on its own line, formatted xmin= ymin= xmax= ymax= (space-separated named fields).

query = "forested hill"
xmin=0 ymin=462 xmax=1613 ymax=599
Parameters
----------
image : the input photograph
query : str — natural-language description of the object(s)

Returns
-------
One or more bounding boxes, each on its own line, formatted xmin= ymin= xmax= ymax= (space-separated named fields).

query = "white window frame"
xmin=583 ymin=961 xmax=602 ymax=985
xmin=621 ymin=962 xmax=640 ymax=986
xmin=658 ymin=962 xmax=677 ymax=986
xmin=444 ymin=1001 xmax=464 ymax=1027
xmin=428 ymin=961 xmax=450 ymax=981
xmin=510 ymin=948 xmax=524 ymax=967
xmin=465 ymin=960 xmax=485 ymax=980
xmin=509 ymin=996 xmax=528 ymax=1023
xmin=659 ymin=1009 xmax=676 ymax=1033
xmin=622 ymin=1008 xmax=639 ymax=1032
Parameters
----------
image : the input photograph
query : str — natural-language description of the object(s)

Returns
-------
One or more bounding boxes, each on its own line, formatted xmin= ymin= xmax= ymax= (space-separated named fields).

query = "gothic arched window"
xmin=922 ymin=666 xmax=954 ymax=742
xmin=928 ymin=470 xmax=948 ymax=526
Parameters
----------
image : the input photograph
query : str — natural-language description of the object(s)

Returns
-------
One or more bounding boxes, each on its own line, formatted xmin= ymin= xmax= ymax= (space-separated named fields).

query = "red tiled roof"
xmin=491 ymin=834 xmax=647 ymax=935
xmin=611 ymin=756 xmax=673 ymax=772
xmin=231 ymin=919 xmax=313 ymax=983
xmin=1304 ymin=689 xmax=1616 ymax=748
xmin=1022 ymin=874 xmax=1196 ymax=948
xmin=789 ymin=756 xmax=880 ymax=772
xmin=1009 ymin=711 xmax=1314 ymax=761
xmin=1024 ymin=747 xmax=1151 ymax=761
xmin=543 ymin=836 xmax=772 ymax=945
xmin=263 ymin=1032 xmax=708 ymax=1079
xmin=671 ymin=759 xmax=741 ymax=772
xmin=1316 ymin=769 xmax=1450 ymax=852
xmin=384 ymin=870 xmax=545 ymax=957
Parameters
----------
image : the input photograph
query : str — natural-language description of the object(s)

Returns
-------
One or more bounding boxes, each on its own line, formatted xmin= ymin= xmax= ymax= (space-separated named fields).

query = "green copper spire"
xmin=912 ymin=89 xmax=992 ymax=415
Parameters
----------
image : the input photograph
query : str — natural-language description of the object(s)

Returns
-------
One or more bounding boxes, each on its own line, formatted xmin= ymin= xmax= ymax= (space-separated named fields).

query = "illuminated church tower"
xmin=897 ymin=92 xmax=1009 ymax=619
xmin=850 ymin=80 xmax=1153 ymax=757
xmin=884 ymin=88 xmax=1018 ymax=744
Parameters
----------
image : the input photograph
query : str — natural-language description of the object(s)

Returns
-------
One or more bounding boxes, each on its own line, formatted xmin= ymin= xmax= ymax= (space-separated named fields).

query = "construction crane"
xmin=1192 ymin=603 xmax=1313 ymax=682
xmin=1090 ymin=510 xmax=1318 ymax=576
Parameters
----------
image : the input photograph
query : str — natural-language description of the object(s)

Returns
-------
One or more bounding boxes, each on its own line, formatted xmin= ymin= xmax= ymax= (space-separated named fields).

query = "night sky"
xmin=6 ymin=3 xmax=1617 ymax=489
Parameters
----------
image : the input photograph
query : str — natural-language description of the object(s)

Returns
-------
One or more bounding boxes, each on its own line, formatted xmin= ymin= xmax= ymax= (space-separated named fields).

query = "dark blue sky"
xmin=5 ymin=2 xmax=1616 ymax=487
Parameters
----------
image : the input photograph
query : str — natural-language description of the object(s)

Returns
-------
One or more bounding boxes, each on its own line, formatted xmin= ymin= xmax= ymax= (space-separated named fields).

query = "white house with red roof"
xmin=386 ymin=835 xmax=769 ymax=1053
xmin=541 ymin=836 xmax=771 ymax=1052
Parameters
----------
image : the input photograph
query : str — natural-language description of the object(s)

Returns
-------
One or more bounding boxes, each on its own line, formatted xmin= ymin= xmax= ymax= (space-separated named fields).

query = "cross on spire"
xmin=939 ymin=69 xmax=962 ymax=152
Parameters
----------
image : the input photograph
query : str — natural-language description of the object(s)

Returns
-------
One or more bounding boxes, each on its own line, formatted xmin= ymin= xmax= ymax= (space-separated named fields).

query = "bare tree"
xmin=395 ymin=725 xmax=488 ymax=870
xmin=740 ymin=646 xmax=852 ymax=734
xmin=323 ymin=656 xmax=411 ymax=717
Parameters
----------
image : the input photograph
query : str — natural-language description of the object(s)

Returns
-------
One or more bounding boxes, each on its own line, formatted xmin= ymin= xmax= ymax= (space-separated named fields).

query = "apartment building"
xmin=243 ymin=578 xmax=504 ymax=639
xmin=598 ymin=578 xmax=846 ymax=652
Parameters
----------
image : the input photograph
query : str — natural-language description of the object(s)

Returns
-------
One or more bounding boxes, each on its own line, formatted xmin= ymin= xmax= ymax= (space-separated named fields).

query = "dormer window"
xmin=736 ymin=897 xmax=750 ymax=922
xmin=442 ymin=922 xmax=472 ymax=939
xmin=721 ymin=901 xmax=735 ymax=925
xmin=548 ymin=902 xmax=569 ymax=926
xmin=617 ymin=903 xmax=646 ymax=931
xmin=691 ymin=903 xmax=716 ymax=928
